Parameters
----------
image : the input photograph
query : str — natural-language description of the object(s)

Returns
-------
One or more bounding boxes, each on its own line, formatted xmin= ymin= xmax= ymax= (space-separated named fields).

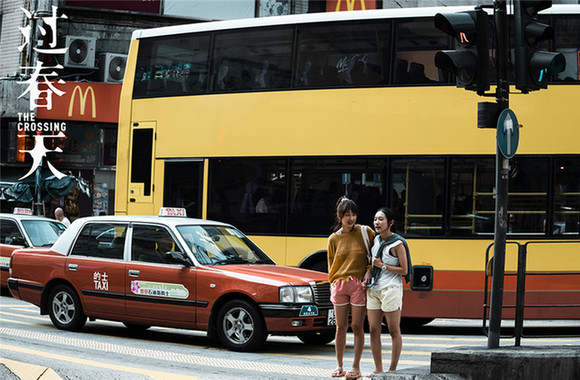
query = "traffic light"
xmin=434 ymin=9 xmax=490 ymax=95
xmin=514 ymin=0 xmax=566 ymax=93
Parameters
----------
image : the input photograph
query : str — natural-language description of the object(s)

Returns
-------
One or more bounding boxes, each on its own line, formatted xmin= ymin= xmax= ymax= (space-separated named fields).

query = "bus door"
xmin=128 ymin=122 xmax=156 ymax=214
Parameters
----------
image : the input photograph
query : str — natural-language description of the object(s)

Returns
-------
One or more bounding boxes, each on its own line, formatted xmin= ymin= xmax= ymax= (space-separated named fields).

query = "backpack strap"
xmin=360 ymin=225 xmax=371 ymax=265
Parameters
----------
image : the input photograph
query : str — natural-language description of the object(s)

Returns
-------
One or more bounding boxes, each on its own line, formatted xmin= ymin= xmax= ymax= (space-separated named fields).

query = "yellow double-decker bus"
xmin=116 ymin=5 xmax=580 ymax=323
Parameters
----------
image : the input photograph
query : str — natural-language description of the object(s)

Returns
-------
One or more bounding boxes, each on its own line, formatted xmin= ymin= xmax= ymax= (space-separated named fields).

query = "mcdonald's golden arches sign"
xmin=327 ymin=0 xmax=376 ymax=12
xmin=36 ymin=81 xmax=121 ymax=123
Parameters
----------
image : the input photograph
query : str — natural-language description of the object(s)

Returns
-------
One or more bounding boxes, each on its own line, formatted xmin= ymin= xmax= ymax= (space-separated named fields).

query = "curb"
xmin=0 ymin=358 xmax=62 ymax=380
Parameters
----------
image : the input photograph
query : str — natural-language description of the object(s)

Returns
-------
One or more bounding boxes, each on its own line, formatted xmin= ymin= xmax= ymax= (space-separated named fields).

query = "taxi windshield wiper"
xmin=252 ymin=258 xmax=275 ymax=265
xmin=214 ymin=257 xmax=248 ymax=265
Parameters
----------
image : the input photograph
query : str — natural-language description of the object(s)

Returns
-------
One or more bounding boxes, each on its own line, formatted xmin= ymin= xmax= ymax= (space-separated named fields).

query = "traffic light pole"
xmin=488 ymin=0 xmax=510 ymax=349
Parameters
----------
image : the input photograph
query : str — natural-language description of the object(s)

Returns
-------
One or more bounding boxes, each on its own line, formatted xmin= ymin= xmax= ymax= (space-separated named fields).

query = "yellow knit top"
xmin=327 ymin=224 xmax=374 ymax=285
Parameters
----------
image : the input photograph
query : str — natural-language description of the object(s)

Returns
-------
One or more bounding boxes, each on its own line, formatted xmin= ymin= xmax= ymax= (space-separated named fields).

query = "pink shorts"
xmin=331 ymin=279 xmax=366 ymax=307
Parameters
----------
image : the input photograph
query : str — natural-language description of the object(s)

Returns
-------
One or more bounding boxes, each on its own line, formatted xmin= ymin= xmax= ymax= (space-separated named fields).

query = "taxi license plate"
xmin=327 ymin=309 xmax=336 ymax=326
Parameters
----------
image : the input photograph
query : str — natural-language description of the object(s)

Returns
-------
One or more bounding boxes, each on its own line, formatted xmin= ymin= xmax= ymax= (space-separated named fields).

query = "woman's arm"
xmin=391 ymin=243 xmax=408 ymax=275
xmin=372 ymin=241 xmax=408 ymax=275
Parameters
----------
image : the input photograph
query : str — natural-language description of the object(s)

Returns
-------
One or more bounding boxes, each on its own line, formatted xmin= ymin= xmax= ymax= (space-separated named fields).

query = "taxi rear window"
xmin=71 ymin=223 xmax=127 ymax=259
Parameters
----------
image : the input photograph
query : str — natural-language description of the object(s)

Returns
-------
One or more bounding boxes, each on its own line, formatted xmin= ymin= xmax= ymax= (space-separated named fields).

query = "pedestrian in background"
xmin=327 ymin=197 xmax=374 ymax=379
xmin=366 ymin=207 xmax=410 ymax=375
xmin=54 ymin=207 xmax=71 ymax=227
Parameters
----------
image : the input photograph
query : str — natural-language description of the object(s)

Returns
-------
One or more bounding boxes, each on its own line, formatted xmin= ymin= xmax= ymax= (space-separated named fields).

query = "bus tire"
xmin=297 ymin=330 xmax=335 ymax=345
xmin=217 ymin=299 xmax=267 ymax=351
xmin=298 ymin=250 xmax=328 ymax=273
xmin=308 ymin=260 xmax=328 ymax=273
xmin=401 ymin=317 xmax=434 ymax=329
xmin=48 ymin=285 xmax=86 ymax=331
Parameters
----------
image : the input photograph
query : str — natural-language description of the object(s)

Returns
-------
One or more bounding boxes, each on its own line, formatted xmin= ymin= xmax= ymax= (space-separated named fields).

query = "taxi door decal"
xmin=130 ymin=280 xmax=189 ymax=299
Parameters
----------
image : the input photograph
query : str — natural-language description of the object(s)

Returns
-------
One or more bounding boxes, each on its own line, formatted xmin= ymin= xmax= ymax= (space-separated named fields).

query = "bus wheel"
xmin=48 ymin=285 xmax=86 ymax=331
xmin=217 ymin=299 xmax=266 ymax=351
xmin=307 ymin=260 xmax=327 ymax=273
xmin=297 ymin=330 xmax=335 ymax=345
xmin=401 ymin=317 xmax=434 ymax=330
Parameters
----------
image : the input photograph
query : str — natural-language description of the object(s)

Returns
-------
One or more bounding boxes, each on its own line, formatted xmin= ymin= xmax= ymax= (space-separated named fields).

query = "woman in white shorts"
xmin=366 ymin=207 xmax=408 ymax=374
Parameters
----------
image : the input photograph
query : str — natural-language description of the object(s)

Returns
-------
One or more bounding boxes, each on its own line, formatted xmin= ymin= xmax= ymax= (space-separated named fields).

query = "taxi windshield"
xmin=21 ymin=220 xmax=66 ymax=247
xmin=176 ymin=225 xmax=275 ymax=266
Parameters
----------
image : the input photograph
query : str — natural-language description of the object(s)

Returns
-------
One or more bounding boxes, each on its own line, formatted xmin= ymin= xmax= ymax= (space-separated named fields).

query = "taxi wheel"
xmin=297 ymin=330 xmax=335 ymax=345
xmin=217 ymin=299 xmax=266 ymax=351
xmin=48 ymin=285 xmax=86 ymax=331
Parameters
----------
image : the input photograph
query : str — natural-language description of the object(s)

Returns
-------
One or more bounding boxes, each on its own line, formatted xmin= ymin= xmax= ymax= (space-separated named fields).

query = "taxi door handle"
xmin=68 ymin=264 xmax=78 ymax=271
xmin=128 ymin=270 xmax=140 ymax=277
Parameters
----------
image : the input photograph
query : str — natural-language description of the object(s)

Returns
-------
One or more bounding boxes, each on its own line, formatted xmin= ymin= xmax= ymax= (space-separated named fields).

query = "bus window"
xmin=449 ymin=157 xmax=495 ymax=235
xmin=394 ymin=18 xmax=449 ymax=85
xmin=163 ymin=160 xmax=203 ymax=218
xmin=289 ymin=158 xmax=384 ymax=235
xmin=208 ymin=158 xmax=287 ymax=234
xmin=553 ymin=158 xmax=580 ymax=235
xmin=507 ymin=158 xmax=550 ymax=235
xmin=133 ymin=33 xmax=210 ymax=98
xmin=295 ymin=21 xmax=390 ymax=88
xmin=211 ymin=26 xmax=293 ymax=92
xmin=391 ymin=158 xmax=444 ymax=236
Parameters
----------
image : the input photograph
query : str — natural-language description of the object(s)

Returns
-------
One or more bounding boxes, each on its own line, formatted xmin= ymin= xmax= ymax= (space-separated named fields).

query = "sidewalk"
xmin=370 ymin=345 xmax=580 ymax=380
xmin=0 ymin=358 xmax=61 ymax=380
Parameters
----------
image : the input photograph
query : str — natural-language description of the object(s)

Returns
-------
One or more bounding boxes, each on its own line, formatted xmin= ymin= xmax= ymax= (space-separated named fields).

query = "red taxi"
xmin=1 ymin=209 xmax=66 ymax=288
xmin=8 ymin=209 xmax=335 ymax=351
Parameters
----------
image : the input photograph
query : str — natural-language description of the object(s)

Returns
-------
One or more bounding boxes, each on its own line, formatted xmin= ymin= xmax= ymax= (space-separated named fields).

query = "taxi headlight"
xmin=279 ymin=286 xmax=313 ymax=303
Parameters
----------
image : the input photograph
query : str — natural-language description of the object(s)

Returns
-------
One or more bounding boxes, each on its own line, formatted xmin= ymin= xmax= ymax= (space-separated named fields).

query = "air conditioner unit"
xmin=99 ymin=53 xmax=127 ymax=83
xmin=62 ymin=36 xmax=96 ymax=68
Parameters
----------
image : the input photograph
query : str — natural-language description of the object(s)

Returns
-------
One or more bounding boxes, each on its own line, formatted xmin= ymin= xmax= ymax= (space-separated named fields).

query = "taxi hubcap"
xmin=53 ymin=291 xmax=75 ymax=324
xmin=223 ymin=307 xmax=254 ymax=344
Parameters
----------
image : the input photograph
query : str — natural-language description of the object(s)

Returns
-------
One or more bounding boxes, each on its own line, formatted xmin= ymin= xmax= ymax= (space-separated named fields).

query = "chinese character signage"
xmin=16 ymin=5 xmax=69 ymax=181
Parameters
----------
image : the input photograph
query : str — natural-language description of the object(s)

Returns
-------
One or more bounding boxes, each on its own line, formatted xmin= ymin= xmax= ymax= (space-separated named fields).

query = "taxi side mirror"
xmin=165 ymin=251 xmax=191 ymax=267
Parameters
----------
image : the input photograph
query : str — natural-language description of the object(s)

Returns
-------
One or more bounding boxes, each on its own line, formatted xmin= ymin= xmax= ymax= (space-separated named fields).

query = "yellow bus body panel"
xmin=130 ymin=86 xmax=579 ymax=161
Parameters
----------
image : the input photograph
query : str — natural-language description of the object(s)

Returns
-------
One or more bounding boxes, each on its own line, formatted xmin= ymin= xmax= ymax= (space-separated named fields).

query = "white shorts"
xmin=367 ymin=286 xmax=402 ymax=312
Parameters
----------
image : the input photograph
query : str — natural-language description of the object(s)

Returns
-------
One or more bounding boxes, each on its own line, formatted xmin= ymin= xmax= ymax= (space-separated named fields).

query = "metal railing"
xmin=482 ymin=240 xmax=580 ymax=345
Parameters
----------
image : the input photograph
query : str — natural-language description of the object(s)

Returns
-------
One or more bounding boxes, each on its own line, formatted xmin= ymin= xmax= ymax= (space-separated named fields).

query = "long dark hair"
xmin=332 ymin=196 xmax=359 ymax=232
xmin=376 ymin=207 xmax=396 ymax=232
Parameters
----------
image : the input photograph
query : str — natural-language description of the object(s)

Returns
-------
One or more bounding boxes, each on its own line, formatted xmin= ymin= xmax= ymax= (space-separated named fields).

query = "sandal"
xmin=331 ymin=367 xmax=346 ymax=377
xmin=345 ymin=369 xmax=362 ymax=379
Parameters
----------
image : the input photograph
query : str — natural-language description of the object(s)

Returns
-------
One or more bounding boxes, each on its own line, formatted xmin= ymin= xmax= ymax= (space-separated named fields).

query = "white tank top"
xmin=371 ymin=236 xmax=403 ymax=290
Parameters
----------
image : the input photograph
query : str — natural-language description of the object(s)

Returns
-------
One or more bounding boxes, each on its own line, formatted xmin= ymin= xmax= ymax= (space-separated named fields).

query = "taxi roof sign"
xmin=13 ymin=208 xmax=33 ymax=215
xmin=159 ymin=207 xmax=187 ymax=217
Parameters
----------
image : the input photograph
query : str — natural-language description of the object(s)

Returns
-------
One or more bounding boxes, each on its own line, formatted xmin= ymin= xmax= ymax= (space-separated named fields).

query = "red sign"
xmin=65 ymin=1 xmax=161 ymax=14
xmin=327 ymin=0 xmax=376 ymax=12
xmin=37 ymin=81 xmax=121 ymax=123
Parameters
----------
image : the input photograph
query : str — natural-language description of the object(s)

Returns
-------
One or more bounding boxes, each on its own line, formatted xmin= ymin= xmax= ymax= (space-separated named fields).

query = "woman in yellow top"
xmin=328 ymin=197 xmax=374 ymax=379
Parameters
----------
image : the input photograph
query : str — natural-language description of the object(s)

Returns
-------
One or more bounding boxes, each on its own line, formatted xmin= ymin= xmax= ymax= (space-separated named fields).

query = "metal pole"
xmin=35 ymin=165 xmax=42 ymax=216
xmin=514 ymin=243 xmax=527 ymax=346
xmin=488 ymin=0 xmax=510 ymax=349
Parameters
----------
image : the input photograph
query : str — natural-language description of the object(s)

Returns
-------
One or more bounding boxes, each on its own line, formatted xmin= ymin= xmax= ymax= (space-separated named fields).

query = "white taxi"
xmin=0 ymin=208 xmax=66 ymax=288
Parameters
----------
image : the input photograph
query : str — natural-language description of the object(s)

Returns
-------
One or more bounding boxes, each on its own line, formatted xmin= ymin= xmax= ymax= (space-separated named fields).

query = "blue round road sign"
xmin=497 ymin=109 xmax=519 ymax=159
